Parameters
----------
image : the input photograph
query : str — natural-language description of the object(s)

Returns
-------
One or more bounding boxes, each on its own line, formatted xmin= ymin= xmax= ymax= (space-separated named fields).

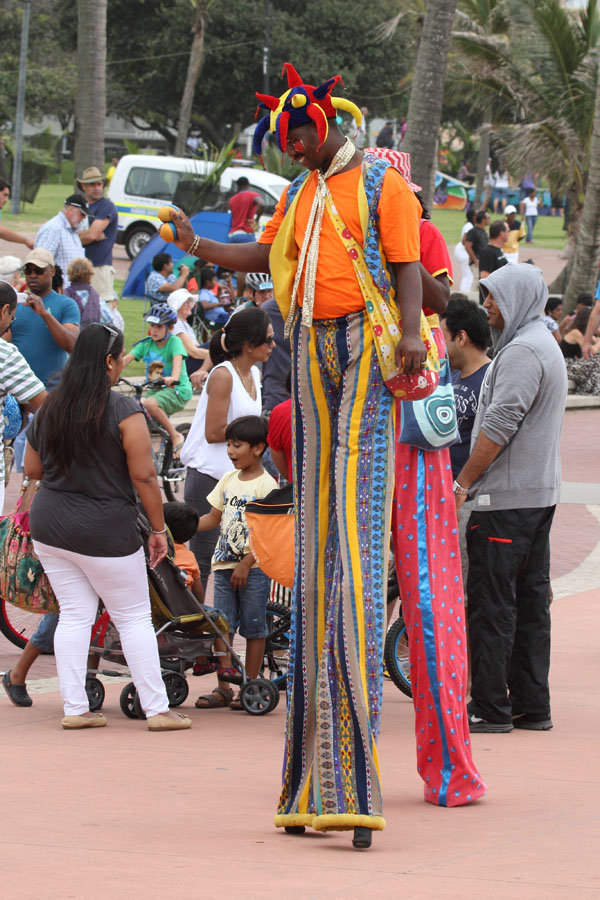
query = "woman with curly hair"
xmin=65 ymin=257 xmax=102 ymax=326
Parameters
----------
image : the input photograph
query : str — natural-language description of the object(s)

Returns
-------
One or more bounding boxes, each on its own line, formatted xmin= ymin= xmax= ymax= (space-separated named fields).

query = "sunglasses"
xmin=264 ymin=336 xmax=276 ymax=347
xmin=102 ymin=323 xmax=119 ymax=354
xmin=23 ymin=264 xmax=49 ymax=275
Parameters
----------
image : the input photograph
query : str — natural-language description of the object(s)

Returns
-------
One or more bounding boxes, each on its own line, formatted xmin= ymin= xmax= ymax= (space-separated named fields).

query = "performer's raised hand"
xmin=170 ymin=208 xmax=196 ymax=253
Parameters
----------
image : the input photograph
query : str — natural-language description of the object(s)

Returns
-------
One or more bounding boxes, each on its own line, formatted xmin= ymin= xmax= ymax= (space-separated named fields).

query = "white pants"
xmin=454 ymin=242 xmax=473 ymax=292
xmin=33 ymin=542 xmax=169 ymax=717
xmin=504 ymin=250 xmax=519 ymax=265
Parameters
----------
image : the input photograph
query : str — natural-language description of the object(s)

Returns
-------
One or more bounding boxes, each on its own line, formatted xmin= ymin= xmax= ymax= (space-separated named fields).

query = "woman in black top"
xmin=25 ymin=324 xmax=191 ymax=731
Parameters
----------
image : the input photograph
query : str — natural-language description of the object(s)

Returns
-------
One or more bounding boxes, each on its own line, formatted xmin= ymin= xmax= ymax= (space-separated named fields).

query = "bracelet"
xmin=453 ymin=480 xmax=469 ymax=496
xmin=151 ymin=526 xmax=167 ymax=534
xmin=187 ymin=234 xmax=201 ymax=256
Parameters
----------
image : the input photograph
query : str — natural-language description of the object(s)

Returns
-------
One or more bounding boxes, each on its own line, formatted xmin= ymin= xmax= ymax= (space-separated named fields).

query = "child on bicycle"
xmin=162 ymin=501 xmax=239 ymax=694
xmin=122 ymin=304 xmax=193 ymax=455
xmin=195 ymin=415 xmax=277 ymax=710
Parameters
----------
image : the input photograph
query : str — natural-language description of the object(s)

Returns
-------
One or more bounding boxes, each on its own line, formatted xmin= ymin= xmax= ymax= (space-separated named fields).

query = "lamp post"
xmin=11 ymin=0 xmax=31 ymax=215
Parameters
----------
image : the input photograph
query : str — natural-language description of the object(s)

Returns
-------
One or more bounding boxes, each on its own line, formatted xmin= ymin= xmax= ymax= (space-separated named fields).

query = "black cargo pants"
xmin=466 ymin=506 xmax=555 ymax=724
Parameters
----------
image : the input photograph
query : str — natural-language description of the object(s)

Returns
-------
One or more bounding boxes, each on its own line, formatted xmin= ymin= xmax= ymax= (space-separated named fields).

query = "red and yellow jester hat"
xmin=252 ymin=62 xmax=363 ymax=155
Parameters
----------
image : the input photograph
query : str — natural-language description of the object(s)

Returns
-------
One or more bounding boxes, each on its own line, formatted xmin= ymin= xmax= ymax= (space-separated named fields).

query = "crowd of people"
xmin=1 ymin=62 xmax=599 ymax=852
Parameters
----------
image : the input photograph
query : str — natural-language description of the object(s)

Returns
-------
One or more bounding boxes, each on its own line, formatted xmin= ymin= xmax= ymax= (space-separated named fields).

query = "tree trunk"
xmin=73 ymin=0 xmax=107 ymax=183
xmin=174 ymin=2 xmax=208 ymax=158
xmin=562 ymin=64 xmax=600 ymax=312
xmin=475 ymin=121 xmax=491 ymax=211
xmin=403 ymin=0 xmax=458 ymax=210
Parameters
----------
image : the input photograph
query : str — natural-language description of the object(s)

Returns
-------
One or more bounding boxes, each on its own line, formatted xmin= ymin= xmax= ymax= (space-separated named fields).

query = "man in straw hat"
xmin=167 ymin=63 xmax=430 ymax=848
xmin=77 ymin=166 xmax=118 ymax=302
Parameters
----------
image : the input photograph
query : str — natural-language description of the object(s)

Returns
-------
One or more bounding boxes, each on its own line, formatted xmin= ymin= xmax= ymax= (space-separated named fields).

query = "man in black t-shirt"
xmin=464 ymin=210 xmax=490 ymax=265
xmin=479 ymin=220 xmax=509 ymax=276
xmin=478 ymin=220 xmax=509 ymax=301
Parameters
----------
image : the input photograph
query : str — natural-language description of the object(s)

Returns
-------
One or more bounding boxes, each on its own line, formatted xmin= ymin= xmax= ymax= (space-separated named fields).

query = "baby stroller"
xmin=85 ymin=512 xmax=281 ymax=716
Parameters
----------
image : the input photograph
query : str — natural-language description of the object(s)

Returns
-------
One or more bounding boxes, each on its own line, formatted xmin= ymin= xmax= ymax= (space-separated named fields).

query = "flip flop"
xmin=172 ymin=435 xmax=185 ymax=459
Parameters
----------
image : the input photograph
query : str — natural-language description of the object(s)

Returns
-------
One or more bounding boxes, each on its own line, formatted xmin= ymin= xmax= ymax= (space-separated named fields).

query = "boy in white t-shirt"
xmin=195 ymin=415 xmax=277 ymax=709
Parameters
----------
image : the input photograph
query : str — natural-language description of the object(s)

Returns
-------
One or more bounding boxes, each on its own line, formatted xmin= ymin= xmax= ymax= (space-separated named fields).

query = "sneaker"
xmin=512 ymin=713 xmax=553 ymax=731
xmin=468 ymin=712 xmax=513 ymax=733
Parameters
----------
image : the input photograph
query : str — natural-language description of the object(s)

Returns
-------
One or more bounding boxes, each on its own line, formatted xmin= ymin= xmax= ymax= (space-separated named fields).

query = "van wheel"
xmin=126 ymin=225 xmax=156 ymax=259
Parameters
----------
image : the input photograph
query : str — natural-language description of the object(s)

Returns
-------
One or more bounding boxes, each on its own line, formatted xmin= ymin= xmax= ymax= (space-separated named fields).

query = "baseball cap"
xmin=24 ymin=247 xmax=55 ymax=269
xmin=168 ymin=288 xmax=195 ymax=312
xmin=504 ymin=205 xmax=517 ymax=214
xmin=65 ymin=193 xmax=89 ymax=214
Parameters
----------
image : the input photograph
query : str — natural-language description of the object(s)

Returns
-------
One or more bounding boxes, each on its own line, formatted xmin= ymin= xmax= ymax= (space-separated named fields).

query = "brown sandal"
xmin=194 ymin=687 xmax=233 ymax=709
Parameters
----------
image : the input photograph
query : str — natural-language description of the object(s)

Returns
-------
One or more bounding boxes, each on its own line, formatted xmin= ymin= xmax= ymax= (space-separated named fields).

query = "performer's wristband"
xmin=187 ymin=234 xmax=201 ymax=255
xmin=453 ymin=480 xmax=469 ymax=496
xmin=151 ymin=526 xmax=167 ymax=534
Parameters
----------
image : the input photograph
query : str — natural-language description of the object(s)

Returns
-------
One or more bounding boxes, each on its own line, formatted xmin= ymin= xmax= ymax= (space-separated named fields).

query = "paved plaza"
xmin=1 ymin=408 xmax=599 ymax=898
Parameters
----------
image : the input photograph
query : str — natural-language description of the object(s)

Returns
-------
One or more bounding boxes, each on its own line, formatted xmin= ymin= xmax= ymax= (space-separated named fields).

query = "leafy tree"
xmin=173 ymin=0 xmax=218 ymax=158
xmin=0 ymin=0 xmax=77 ymax=132
xmin=103 ymin=0 xmax=411 ymax=152
xmin=563 ymin=58 xmax=600 ymax=309
xmin=451 ymin=0 xmax=599 ymax=289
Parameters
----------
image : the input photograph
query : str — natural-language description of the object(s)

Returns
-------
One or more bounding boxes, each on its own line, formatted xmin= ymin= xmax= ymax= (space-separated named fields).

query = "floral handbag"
xmin=0 ymin=477 xmax=59 ymax=614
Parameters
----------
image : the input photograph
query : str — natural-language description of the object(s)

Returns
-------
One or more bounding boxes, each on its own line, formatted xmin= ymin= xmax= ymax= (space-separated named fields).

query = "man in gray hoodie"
xmin=453 ymin=264 xmax=567 ymax=733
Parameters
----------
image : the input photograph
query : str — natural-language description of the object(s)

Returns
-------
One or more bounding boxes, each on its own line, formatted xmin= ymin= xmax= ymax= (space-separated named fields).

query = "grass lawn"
xmin=431 ymin=208 xmax=568 ymax=251
xmin=114 ymin=283 xmax=145 ymax=376
xmin=6 ymin=182 xmax=569 ymax=252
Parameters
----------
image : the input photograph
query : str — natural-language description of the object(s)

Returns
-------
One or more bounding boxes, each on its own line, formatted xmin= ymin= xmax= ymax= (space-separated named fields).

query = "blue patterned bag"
xmin=398 ymin=327 xmax=458 ymax=452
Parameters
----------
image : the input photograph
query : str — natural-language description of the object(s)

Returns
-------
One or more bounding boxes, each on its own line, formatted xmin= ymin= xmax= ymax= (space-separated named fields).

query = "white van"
xmin=107 ymin=154 xmax=290 ymax=258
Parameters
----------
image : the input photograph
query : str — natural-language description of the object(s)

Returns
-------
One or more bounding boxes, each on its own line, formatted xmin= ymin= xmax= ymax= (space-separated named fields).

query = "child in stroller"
xmin=86 ymin=507 xmax=281 ymax=717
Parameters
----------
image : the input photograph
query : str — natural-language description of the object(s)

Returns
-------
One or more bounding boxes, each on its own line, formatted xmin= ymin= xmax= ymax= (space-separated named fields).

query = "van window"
xmin=125 ymin=167 xmax=182 ymax=201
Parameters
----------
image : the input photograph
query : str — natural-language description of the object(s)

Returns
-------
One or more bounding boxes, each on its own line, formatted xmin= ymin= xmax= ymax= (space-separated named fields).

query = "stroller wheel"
xmin=241 ymin=678 xmax=280 ymax=716
xmin=120 ymin=682 xmax=143 ymax=719
xmin=162 ymin=671 xmax=189 ymax=707
xmin=85 ymin=676 xmax=105 ymax=712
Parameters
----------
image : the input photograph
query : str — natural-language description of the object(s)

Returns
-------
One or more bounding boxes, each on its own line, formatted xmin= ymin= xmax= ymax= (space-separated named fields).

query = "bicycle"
xmin=116 ymin=376 xmax=191 ymax=502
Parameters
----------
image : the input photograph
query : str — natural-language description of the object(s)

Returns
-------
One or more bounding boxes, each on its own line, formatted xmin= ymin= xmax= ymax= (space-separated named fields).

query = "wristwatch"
xmin=453 ymin=480 xmax=469 ymax=496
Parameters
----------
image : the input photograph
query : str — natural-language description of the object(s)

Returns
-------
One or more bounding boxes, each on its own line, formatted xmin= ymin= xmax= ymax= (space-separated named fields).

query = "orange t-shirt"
xmin=174 ymin=543 xmax=200 ymax=588
xmin=259 ymin=165 xmax=421 ymax=320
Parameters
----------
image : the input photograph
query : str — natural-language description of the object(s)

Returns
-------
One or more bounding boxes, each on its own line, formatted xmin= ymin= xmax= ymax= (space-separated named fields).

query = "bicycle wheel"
xmin=384 ymin=616 xmax=412 ymax=698
xmin=162 ymin=423 xmax=190 ymax=502
xmin=0 ymin=597 xmax=41 ymax=649
xmin=260 ymin=601 xmax=291 ymax=691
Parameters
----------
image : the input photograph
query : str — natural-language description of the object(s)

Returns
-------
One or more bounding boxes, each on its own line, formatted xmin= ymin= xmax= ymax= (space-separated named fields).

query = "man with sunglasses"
xmin=8 ymin=248 xmax=80 ymax=390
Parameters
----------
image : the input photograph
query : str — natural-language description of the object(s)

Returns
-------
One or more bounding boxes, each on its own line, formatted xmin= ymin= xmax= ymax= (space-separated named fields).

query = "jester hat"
xmin=253 ymin=62 xmax=363 ymax=155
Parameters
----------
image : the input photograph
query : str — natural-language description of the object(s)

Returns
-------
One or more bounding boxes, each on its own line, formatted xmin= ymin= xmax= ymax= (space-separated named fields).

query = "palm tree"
xmin=402 ymin=0 xmax=458 ymax=209
xmin=451 ymin=0 xmax=599 ymax=292
xmin=74 ymin=0 xmax=107 ymax=177
xmin=563 ymin=59 xmax=600 ymax=309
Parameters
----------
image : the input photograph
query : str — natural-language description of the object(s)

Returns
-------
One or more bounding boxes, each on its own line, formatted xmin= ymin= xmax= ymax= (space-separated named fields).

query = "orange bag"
xmin=246 ymin=485 xmax=294 ymax=589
